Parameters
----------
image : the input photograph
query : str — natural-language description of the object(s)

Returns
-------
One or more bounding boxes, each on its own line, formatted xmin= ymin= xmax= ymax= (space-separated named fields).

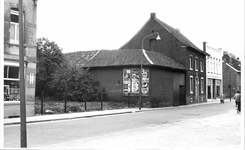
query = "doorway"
xmin=195 ymin=76 xmax=199 ymax=103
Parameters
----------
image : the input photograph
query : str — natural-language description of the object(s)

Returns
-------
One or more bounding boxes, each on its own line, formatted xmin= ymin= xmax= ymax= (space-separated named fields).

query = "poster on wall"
xmin=123 ymin=68 xmax=149 ymax=96
xmin=131 ymin=69 xmax=140 ymax=94
xmin=141 ymin=68 xmax=149 ymax=96
xmin=123 ymin=69 xmax=131 ymax=96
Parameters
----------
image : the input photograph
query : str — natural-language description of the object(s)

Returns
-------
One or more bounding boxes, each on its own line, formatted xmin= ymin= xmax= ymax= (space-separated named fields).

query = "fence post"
xmin=85 ymin=99 xmax=87 ymax=111
xmin=41 ymin=91 xmax=44 ymax=115
xmin=128 ymin=93 xmax=130 ymax=108
xmin=101 ymin=92 xmax=103 ymax=110
xmin=64 ymin=92 xmax=67 ymax=113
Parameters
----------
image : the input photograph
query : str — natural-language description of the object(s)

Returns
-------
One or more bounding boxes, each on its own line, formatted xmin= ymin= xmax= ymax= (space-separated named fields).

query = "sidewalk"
xmin=4 ymin=99 xmax=221 ymax=126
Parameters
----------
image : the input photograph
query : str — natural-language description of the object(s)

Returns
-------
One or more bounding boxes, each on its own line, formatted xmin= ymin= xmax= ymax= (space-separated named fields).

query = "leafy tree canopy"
xmin=36 ymin=37 xmax=66 ymax=97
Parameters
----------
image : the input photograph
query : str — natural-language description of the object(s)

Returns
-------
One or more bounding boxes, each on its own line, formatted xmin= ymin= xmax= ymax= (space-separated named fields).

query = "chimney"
xmin=176 ymin=28 xmax=180 ymax=32
xmin=203 ymin=42 xmax=207 ymax=52
xmin=151 ymin=13 xmax=156 ymax=19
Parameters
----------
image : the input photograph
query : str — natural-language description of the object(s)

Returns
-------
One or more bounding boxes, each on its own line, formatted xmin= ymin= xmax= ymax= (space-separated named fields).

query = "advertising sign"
xmin=123 ymin=68 xmax=149 ymax=96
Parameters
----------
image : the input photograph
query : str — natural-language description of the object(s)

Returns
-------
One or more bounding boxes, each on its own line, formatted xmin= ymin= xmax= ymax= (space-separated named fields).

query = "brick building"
xmin=222 ymin=51 xmax=241 ymax=98
xmin=120 ymin=13 xmax=209 ymax=104
xmin=66 ymin=49 xmax=187 ymax=107
xmin=3 ymin=0 xmax=37 ymax=117
xmin=66 ymin=13 xmax=209 ymax=106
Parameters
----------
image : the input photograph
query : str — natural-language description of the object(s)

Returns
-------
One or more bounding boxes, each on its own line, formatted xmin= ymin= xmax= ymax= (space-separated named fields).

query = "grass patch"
xmin=35 ymin=99 xmax=132 ymax=115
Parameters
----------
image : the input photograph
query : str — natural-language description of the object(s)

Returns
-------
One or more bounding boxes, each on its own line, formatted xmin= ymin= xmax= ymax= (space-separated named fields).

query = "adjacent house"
xmin=120 ymin=13 xmax=209 ymax=104
xmin=222 ymin=51 xmax=241 ymax=98
xmin=204 ymin=42 xmax=223 ymax=100
xmin=3 ymin=0 xmax=37 ymax=117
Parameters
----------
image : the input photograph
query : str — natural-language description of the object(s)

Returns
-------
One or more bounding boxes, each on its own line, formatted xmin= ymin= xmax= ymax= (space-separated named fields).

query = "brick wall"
xmin=223 ymin=62 xmax=239 ymax=98
xmin=121 ymin=15 xmax=207 ymax=104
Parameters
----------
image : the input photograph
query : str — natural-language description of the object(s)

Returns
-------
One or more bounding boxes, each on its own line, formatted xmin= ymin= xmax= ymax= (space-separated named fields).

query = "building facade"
xmin=204 ymin=43 xmax=223 ymax=100
xmin=66 ymin=49 xmax=187 ymax=107
xmin=120 ymin=13 xmax=209 ymax=104
xmin=222 ymin=51 xmax=241 ymax=98
xmin=3 ymin=0 xmax=37 ymax=117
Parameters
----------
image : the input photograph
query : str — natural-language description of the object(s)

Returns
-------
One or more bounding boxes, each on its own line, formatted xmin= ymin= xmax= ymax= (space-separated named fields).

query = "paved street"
xmin=4 ymin=100 xmax=242 ymax=149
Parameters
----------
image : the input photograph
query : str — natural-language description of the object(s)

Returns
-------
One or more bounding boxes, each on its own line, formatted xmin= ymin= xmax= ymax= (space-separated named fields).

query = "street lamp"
xmin=139 ymin=32 xmax=161 ymax=110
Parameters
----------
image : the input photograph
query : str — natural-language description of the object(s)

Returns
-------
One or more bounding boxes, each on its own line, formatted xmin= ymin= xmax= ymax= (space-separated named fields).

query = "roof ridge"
xmin=119 ymin=18 xmax=151 ymax=49
xmin=88 ymin=50 xmax=100 ymax=61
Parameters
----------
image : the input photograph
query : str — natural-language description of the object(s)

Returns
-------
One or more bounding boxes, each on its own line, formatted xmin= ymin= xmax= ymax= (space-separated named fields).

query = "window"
xmin=213 ymin=58 xmax=215 ymax=74
xmin=190 ymin=76 xmax=193 ymax=94
xmin=195 ymin=57 xmax=198 ymax=71
xmin=200 ymin=59 xmax=204 ymax=72
xmin=201 ymin=77 xmax=204 ymax=93
xmin=10 ymin=8 xmax=19 ymax=44
xmin=207 ymin=58 xmax=209 ymax=73
xmin=4 ymin=65 xmax=20 ymax=101
xmin=210 ymin=57 xmax=212 ymax=73
xmin=189 ymin=55 xmax=193 ymax=70
xmin=219 ymin=59 xmax=221 ymax=75
xmin=29 ymin=73 xmax=34 ymax=85
xmin=216 ymin=59 xmax=218 ymax=74
xmin=4 ymin=66 xmax=19 ymax=79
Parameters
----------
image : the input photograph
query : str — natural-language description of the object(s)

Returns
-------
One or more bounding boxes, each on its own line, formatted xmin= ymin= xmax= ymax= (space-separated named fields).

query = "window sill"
xmin=9 ymin=41 xmax=19 ymax=46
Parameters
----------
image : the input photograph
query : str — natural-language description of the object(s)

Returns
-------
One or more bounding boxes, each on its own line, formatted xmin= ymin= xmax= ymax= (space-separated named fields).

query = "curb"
xmin=4 ymin=100 xmax=223 ymax=126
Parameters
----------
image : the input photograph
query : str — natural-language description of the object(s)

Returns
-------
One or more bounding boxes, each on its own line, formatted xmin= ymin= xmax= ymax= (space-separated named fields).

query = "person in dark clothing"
xmin=233 ymin=91 xmax=241 ymax=113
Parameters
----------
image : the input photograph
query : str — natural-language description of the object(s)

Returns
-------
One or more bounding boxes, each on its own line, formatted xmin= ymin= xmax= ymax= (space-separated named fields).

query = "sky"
xmin=37 ymin=0 xmax=244 ymax=60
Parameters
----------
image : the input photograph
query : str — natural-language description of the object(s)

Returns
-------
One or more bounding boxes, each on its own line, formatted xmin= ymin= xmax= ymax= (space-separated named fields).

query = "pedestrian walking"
xmin=220 ymin=93 xmax=225 ymax=104
xmin=233 ymin=91 xmax=241 ymax=113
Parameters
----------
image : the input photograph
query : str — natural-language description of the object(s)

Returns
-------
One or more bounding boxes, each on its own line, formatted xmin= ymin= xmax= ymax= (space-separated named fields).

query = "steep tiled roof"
xmin=83 ymin=49 xmax=186 ymax=70
xmin=120 ymin=13 xmax=208 ymax=56
xmin=64 ymin=50 xmax=99 ymax=67
xmin=156 ymin=18 xmax=201 ymax=51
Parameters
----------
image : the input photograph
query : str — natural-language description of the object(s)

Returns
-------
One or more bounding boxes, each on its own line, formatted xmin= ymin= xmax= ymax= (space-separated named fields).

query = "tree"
xmin=36 ymin=37 xmax=66 ymax=97
xmin=50 ymin=66 xmax=103 ymax=112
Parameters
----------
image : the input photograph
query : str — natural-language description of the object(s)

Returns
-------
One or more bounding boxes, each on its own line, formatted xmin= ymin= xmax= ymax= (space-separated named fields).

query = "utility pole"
xmin=19 ymin=0 xmax=27 ymax=147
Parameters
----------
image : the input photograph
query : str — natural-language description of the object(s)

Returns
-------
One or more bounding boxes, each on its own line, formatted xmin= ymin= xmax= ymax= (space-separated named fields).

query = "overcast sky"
xmin=37 ymin=0 xmax=244 ymax=60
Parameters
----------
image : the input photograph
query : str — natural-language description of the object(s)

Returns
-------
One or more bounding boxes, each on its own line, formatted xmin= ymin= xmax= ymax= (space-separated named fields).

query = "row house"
xmin=203 ymin=43 xmax=223 ymax=100
xmin=3 ymin=0 xmax=37 ymax=117
xmin=222 ymin=52 xmax=241 ymax=98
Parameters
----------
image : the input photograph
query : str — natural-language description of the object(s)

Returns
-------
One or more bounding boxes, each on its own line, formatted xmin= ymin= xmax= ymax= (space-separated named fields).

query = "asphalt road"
xmin=4 ymin=101 xmax=236 ymax=148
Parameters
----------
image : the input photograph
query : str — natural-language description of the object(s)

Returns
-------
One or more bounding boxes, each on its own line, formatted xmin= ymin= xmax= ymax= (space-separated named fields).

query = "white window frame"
xmin=190 ymin=76 xmax=193 ymax=94
xmin=210 ymin=57 xmax=212 ymax=73
xmin=200 ymin=59 xmax=204 ymax=72
xmin=4 ymin=65 xmax=20 ymax=80
xmin=10 ymin=9 xmax=19 ymax=44
xmin=195 ymin=57 xmax=198 ymax=71
xmin=213 ymin=58 xmax=215 ymax=74
xmin=190 ymin=55 xmax=193 ymax=70
xmin=201 ymin=77 xmax=204 ymax=93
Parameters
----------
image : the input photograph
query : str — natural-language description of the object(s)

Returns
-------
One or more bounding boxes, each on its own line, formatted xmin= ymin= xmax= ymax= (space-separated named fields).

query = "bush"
xmin=68 ymin=105 xmax=80 ymax=112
